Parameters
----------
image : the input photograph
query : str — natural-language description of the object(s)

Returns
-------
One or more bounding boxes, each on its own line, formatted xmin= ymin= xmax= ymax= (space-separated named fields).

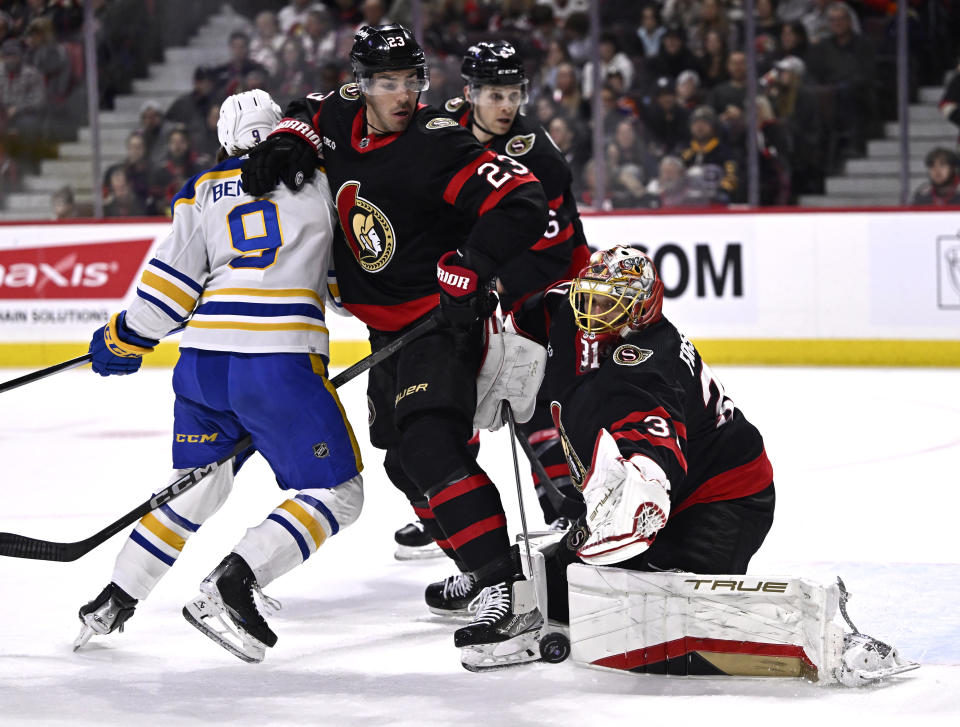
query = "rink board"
xmin=0 ymin=208 xmax=957 ymax=367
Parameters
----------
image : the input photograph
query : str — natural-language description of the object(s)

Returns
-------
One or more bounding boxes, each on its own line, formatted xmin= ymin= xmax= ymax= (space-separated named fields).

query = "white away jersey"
xmin=125 ymin=157 xmax=339 ymax=356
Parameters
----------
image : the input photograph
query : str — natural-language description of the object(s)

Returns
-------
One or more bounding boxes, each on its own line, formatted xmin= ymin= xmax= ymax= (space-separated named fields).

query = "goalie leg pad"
xmin=567 ymin=566 xmax=917 ymax=686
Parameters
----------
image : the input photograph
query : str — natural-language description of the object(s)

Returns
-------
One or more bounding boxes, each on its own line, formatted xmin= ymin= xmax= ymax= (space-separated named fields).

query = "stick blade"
xmin=0 ymin=532 xmax=76 ymax=561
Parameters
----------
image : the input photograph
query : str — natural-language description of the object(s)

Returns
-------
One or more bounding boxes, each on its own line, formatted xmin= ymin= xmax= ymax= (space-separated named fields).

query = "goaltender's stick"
xmin=0 ymin=313 xmax=440 ymax=562
xmin=510 ymin=424 xmax=581 ymax=518
xmin=0 ymin=354 xmax=93 ymax=395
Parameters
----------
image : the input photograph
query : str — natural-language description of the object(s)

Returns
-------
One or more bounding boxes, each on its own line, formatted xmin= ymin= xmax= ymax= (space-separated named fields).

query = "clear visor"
xmin=469 ymin=81 xmax=529 ymax=108
xmin=570 ymin=277 xmax=643 ymax=334
xmin=360 ymin=70 xmax=430 ymax=96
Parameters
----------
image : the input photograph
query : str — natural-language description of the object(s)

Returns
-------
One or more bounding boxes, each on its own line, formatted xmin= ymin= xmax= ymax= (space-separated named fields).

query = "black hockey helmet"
xmin=350 ymin=24 xmax=428 ymax=84
xmin=460 ymin=41 xmax=526 ymax=87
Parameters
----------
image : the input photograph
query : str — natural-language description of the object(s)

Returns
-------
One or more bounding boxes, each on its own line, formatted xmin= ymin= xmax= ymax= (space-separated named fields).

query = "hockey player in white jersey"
xmin=74 ymin=90 xmax=364 ymax=664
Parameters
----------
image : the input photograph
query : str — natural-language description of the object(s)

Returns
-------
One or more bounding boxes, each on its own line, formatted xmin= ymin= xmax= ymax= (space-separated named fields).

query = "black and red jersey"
xmin=443 ymin=97 xmax=590 ymax=309
xmin=516 ymin=286 xmax=773 ymax=513
xmin=271 ymin=85 xmax=548 ymax=332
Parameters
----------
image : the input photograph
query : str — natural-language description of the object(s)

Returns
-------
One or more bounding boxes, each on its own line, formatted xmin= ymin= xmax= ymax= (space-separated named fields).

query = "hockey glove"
xmin=577 ymin=429 xmax=671 ymax=566
xmin=241 ymin=132 xmax=316 ymax=196
xmin=436 ymin=250 xmax=496 ymax=327
xmin=89 ymin=312 xmax=157 ymax=376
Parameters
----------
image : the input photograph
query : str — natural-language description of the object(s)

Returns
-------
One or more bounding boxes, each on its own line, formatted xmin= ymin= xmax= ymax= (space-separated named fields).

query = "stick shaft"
xmin=0 ymin=354 xmax=92 ymax=395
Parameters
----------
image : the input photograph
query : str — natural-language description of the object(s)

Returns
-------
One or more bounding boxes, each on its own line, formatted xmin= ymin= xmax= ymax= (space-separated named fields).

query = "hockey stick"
xmin=0 ymin=354 xmax=92 ymax=395
xmin=511 ymin=424 xmax=582 ymax=519
xmin=0 ymin=313 xmax=441 ymax=562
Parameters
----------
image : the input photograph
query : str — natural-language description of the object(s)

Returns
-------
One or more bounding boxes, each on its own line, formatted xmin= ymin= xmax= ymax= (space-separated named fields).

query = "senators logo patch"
xmin=336 ymin=181 xmax=396 ymax=272
xmin=613 ymin=344 xmax=653 ymax=366
xmin=339 ymin=83 xmax=361 ymax=101
xmin=506 ymin=133 xmax=536 ymax=157
xmin=425 ymin=117 xmax=458 ymax=130
xmin=444 ymin=97 xmax=466 ymax=113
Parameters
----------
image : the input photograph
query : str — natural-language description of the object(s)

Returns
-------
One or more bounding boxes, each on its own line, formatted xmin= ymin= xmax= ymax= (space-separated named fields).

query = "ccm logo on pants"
xmin=175 ymin=433 xmax=220 ymax=443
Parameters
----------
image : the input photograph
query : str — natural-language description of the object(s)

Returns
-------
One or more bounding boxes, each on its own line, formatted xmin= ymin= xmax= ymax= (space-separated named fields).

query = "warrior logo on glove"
xmin=336 ymin=181 xmax=396 ymax=272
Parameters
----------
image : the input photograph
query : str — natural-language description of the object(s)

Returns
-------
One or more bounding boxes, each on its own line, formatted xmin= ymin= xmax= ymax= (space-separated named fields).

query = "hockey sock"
xmin=233 ymin=477 xmax=362 ymax=587
xmin=426 ymin=471 xmax=511 ymax=578
xmin=112 ymin=464 xmax=234 ymax=600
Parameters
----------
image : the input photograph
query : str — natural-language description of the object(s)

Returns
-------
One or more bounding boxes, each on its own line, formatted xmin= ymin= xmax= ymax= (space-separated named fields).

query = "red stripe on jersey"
xmin=611 ymin=407 xmax=687 ymax=442
xmin=429 ymin=473 xmax=492 ymax=508
xmin=413 ymin=505 xmax=434 ymax=519
xmin=528 ymin=427 xmax=559 ymax=445
xmin=343 ymin=294 xmax=439 ymax=331
xmin=591 ymin=637 xmax=815 ymax=671
xmin=613 ymin=429 xmax=688 ymax=472
xmin=443 ymin=151 xmax=494 ymax=205
xmin=442 ymin=514 xmax=508 ymax=550
xmin=532 ymin=463 xmax=570 ymax=485
xmin=548 ymin=194 xmax=564 ymax=209
xmin=467 ymin=430 xmax=480 ymax=446
xmin=566 ymin=242 xmax=592 ymax=278
xmin=478 ymin=175 xmax=537 ymax=216
xmin=532 ymin=222 xmax=574 ymax=250
xmin=674 ymin=449 xmax=774 ymax=514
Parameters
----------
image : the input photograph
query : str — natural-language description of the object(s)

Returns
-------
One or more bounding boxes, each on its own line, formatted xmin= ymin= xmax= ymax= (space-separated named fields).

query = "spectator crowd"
xmin=3 ymin=1 xmax=959 ymax=216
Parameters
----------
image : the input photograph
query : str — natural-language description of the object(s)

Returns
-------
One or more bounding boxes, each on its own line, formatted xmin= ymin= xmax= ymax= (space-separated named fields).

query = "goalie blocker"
xmin=567 ymin=567 xmax=918 ymax=686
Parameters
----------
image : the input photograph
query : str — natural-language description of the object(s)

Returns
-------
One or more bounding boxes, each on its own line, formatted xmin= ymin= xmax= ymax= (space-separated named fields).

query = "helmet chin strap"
xmin=470 ymin=109 xmax=500 ymax=139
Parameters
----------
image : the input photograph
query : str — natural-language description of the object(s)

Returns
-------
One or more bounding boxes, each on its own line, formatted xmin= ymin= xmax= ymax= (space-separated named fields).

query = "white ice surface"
xmin=0 ymin=365 xmax=958 ymax=726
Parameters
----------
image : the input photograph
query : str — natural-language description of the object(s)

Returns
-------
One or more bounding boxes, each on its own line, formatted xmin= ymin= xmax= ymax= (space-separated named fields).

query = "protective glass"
xmin=470 ymin=82 xmax=529 ymax=108
xmin=360 ymin=70 xmax=430 ymax=96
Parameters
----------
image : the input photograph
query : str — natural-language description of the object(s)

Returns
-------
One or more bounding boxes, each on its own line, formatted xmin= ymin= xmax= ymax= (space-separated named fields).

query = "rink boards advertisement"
xmin=0 ymin=209 xmax=958 ymax=367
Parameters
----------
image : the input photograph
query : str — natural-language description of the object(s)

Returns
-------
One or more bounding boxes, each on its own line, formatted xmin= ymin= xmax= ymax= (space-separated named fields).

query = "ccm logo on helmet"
xmin=437 ymin=267 xmax=471 ymax=290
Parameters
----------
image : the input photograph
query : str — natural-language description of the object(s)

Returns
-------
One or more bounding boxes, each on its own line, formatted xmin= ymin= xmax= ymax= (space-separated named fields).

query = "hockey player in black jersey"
xmin=509 ymin=245 xmax=775 ymax=635
xmin=393 ymin=41 xmax=590 ymax=566
xmin=240 ymin=25 xmax=550 ymax=668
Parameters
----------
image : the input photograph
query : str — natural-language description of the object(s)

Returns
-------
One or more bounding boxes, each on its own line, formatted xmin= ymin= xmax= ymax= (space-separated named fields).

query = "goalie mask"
xmin=570 ymin=246 xmax=664 ymax=335
xmin=350 ymin=24 xmax=429 ymax=95
xmin=217 ymin=89 xmax=282 ymax=156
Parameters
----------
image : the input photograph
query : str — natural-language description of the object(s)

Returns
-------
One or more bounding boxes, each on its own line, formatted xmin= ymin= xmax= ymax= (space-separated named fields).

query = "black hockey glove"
xmin=241 ymin=133 xmax=317 ymax=196
xmin=436 ymin=250 xmax=497 ymax=327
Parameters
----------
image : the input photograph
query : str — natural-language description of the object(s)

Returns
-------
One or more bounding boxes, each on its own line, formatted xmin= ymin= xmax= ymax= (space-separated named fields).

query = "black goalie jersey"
xmin=443 ymin=97 xmax=590 ymax=310
xmin=274 ymin=85 xmax=548 ymax=331
xmin=517 ymin=287 xmax=773 ymax=513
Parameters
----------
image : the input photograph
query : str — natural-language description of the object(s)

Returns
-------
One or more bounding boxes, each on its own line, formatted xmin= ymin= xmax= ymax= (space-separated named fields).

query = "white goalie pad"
xmin=567 ymin=567 xmax=918 ymax=686
xmin=474 ymin=316 xmax=547 ymax=431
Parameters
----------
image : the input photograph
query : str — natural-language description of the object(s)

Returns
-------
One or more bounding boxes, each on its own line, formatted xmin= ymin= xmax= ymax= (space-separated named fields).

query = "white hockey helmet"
xmin=217 ymin=89 xmax=282 ymax=156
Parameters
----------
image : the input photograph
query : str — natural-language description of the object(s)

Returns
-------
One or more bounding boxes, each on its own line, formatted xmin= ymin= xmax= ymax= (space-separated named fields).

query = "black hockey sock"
xmin=426 ymin=471 xmax=510 ymax=576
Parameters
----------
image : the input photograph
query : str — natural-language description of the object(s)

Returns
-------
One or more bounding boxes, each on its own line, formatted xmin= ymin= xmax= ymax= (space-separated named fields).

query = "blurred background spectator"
xmin=911 ymin=147 xmax=960 ymax=206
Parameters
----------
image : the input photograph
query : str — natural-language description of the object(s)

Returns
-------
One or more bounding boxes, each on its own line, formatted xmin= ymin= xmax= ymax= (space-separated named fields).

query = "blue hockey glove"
xmin=89 ymin=312 xmax=157 ymax=376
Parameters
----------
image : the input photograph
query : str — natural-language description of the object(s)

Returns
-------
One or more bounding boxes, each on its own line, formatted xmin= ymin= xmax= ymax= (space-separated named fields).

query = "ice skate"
xmin=182 ymin=553 xmax=280 ymax=664
xmin=834 ymin=633 xmax=919 ymax=686
xmin=73 ymin=582 xmax=138 ymax=651
xmin=394 ymin=521 xmax=443 ymax=561
xmin=454 ymin=577 xmax=544 ymax=672
xmin=425 ymin=571 xmax=481 ymax=618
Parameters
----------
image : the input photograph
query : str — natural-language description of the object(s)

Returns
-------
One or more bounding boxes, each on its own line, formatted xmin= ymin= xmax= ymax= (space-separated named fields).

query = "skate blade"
xmin=394 ymin=544 xmax=445 ymax=561
xmin=72 ymin=625 xmax=94 ymax=652
xmin=427 ymin=605 xmax=474 ymax=621
xmin=460 ymin=632 xmax=542 ymax=672
xmin=182 ymin=595 xmax=266 ymax=664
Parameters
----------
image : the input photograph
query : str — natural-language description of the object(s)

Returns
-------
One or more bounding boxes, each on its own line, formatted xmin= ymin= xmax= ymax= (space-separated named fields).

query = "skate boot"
xmin=425 ymin=571 xmax=481 ymax=619
xmin=182 ymin=553 xmax=280 ymax=664
xmin=73 ymin=582 xmax=138 ymax=651
xmin=394 ymin=521 xmax=443 ymax=561
xmin=454 ymin=576 xmax=544 ymax=672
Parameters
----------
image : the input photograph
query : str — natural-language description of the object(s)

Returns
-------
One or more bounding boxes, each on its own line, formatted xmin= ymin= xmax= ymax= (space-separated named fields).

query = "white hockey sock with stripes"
xmin=233 ymin=476 xmax=363 ymax=587
xmin=111 ymin=464 xmax=235 ymax=600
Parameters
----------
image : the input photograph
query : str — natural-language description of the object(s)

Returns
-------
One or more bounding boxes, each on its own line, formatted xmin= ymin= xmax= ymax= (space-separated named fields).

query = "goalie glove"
xmin=240 ymin=130 xmax=317 ymax=196
xmin=89 ymin=312 xmax=157 ymax=376
xmin=577 ymin=428 xmax=671 ymax=566
xmin=474 ymin=316 xmax=547 ymax=431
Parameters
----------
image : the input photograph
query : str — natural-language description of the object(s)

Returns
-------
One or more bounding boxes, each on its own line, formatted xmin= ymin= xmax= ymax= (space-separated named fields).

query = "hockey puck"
xmin=539 ymin=632 xmax=571 ymax=663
